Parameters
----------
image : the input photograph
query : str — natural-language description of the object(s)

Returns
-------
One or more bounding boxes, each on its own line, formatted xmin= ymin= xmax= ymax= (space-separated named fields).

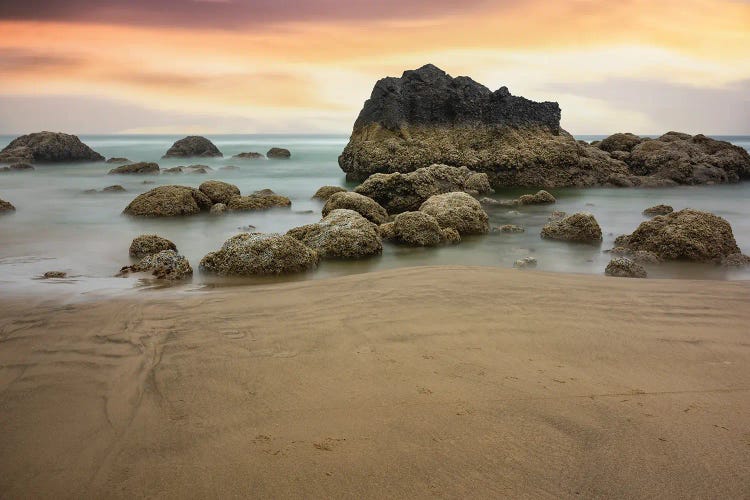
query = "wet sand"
xmin=1 ymin=266 xmax=749 ymax=498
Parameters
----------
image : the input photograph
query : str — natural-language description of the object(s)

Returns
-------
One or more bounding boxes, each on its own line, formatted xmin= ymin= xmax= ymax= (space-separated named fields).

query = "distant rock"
xmin=721 ymin=253 xmax=750 ymax=268
xmin=199 ymin=180 xmax=240 ymax=204
xmin=517 ymin=190 xmax=555 ymax=205
xmin=312 ymin=185 xmax=348 ymax=200
xmin=287 ymin=209 xmax=382 ymax=259
xmin=109 ymin=162 xmax=160 ymax=175
xmin=129 ymin=234 xmax=177 ymax=259
xmin=9 ymin=163 xmax=34 ymax=171
xmin=200 ymin=233 xmax=319 ymax=276
xmin=267 ymin=147 xmax=291 ymax=159
xmin=232 ymin=152 xmax=264 ymax=160
xmin=0 ymin=132 xmax=104 ymax=163
xmin=619 ymin=209 xmax=741 ymax=262
xmin=226 ymin=190 xmax=291 ymax=211
xmin=209 ymin=203 xmax=227 ymax=215
xmin=106 ymin=157 xmax=130 ymax=164
xmin=123 ymin=185 xmax=212 ymax=217
xmin=379 ymin=211 xmax=457 ymax=247
xmin=42 ymin=271 xmax=67 ymax=279
xmin=541 ymin=212 xmax=602 ymax=243
xmin=102 ymin=185 xmax=126 ymax=192
xmin=120 ymin=250 xmax=192 ymax=280
xmin=183 ymin=165 xmax=212 ymax=174
xmin=419 ymin=192 xmax=489 ymax=235
xmin=322 ymin=191 xmax=388 ymax=224
xmin=163 ymin=167 xmax=184 ymax=174
xmin=495 ymin=224 xmax=525 ymax=233
xmin=163 ymin=136 xmax=222 ymax=158
xmin=220 ymin=165 xmax=240 ymax=171
xmin=605 ymin=258 xmax=647 ymax=278
xmin=0 ymin=198 xmax=15 ymax=213
xmin=513 ymin=257 xmax=537 ymax=269
xmin=354 ymin=164 xmax=492 ymax=213
xmin=642 ymin=204 xmax=674 ymax=217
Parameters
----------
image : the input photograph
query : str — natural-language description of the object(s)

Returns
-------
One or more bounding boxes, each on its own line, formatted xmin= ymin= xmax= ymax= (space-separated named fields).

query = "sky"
xmin=0 ymin=0 xmax=748 ymax=135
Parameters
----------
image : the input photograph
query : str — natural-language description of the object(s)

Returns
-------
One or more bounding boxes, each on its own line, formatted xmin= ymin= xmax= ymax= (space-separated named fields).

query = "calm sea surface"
xmin=1 ymin=134 xmax=749 ymax=297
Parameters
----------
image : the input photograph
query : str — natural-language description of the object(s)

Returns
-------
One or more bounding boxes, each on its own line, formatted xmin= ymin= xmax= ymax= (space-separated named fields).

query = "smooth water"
xmin=1 ymin=134 xmax=749 ymax=297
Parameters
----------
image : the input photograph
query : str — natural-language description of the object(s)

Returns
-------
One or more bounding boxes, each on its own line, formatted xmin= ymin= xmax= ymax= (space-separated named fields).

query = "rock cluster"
xmin=200 ymin=233 xmax=319 ymax=276
xmin=163 ymin=136 xmax=222 ymax=158
xmin=0 ymin=132 xmax=104 ymax=163
xmin=287 ymin=209 xmax=382 ymax=259
xmin=541 ymin=212 xmax=602 ymax=243
xmin=129 ymin=234 xmax=177 ymax=259
xmin=106 ymin=157 xmax=130 ymax=164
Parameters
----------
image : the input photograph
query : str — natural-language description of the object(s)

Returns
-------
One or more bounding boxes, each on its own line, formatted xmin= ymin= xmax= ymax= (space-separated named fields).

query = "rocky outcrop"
xmin=605 ymin=257 xmax=647 ymax=278
xmin=0 ymin=198 xmax=16 ymax=213
xmin=163 ymin=136 xmax=222 ymax=158
xmin=618 ymin=209 xmax=741 ymax=262
xmin=642 ymin=204 xmax=674 ymax=216
xmin=354 ymin=164 xmax=492 ymax=213
xmin=200 ymin=233 xmax=319 ymax=276
xmin=418 ymin=192 xmax=489 ymax=235
xmin=198 ymin=180 xmax=240 ymax=204
xmin=226 ymin=190 xmax=291 ymax=211
xmin=232 ymin=152 xmax=264 ymax=160
xmin=312 ymin=186 xmax=348 ymax=200
xmin=541 ymin=212 xmax=602 ymax=243
xmin=518 ymin=190 xmax=556 ymax=205
xmin=108 ymin=162 xmax=159 ymax=175
xmin=129 ymin=234 xmax=177 ymax=259
xmin=322 ymin=191 xmax=388 ymax=224
xmin=0 ymin=132 xmax=104 ymax=163
xmin=123 ymin=185 xmax=212 ymax=216
xmin=120 ymin=250 xmax=192 ymax=280
xmin=286 ymin=209 xmax=382 ymax=259
xmin=379 ymin=211 xmax=458 ymax=246
xmin=267 ymin=148 xmax=291 ymax=159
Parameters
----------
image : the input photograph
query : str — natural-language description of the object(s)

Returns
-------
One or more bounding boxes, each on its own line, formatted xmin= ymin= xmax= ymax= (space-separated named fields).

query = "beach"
xmin=1 ymin=266 xmax=748 ymax=498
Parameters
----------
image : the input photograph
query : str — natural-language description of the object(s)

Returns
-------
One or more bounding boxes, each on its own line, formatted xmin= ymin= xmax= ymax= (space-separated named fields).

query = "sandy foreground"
xmin=0 ymin=266 xmax=748 ymax=498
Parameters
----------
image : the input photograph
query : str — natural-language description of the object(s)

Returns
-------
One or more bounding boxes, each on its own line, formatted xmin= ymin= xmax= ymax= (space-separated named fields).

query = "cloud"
xmin=0 ymin=48 xmax=82 ymax=72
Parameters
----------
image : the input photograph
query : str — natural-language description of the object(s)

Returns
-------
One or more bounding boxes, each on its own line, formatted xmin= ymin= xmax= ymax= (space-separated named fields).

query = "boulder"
xmin=210 ymin=203 xmax=227 ymax=215
xmin=123 ymin=185 xmax=212 ymax=217
xmin=106 ymin=157 xmax=130 ymax=164
xmin=200 ymin=233 xmax=319 ymax=276
xmin=163 ymin=136 xmax=222 ymax=158
xmin=0 ymin=198 xmax=15 ymax=213
xmin=267 ymin=147 xmax=291 ymax=159
xmin=0 ymin=132 xmax=104 ymax=163
xmin=517 ymin=190 xmax=556 ymax=205
xmin=380 ymin=211 xmax=456 ymax=246
xmin=541 ymin=212 xmax=602 ymax=243
xmin=513 ymin=257 xmax=537 ymax=269
xmin=108 ymin=162 xmax=159 ymax=175
xmin=232 ymin=152 xmax=264 ymax=160
xmin=198 ymin=180 xmax=241 ymax=204
xmin=312 ymin=186 xmax=348 ymax=200
xmin=226 ymin=190 xmax=291 ymax=211
xmin=418 ymin=192 xmax=489 ymax=235
xmin=286 ymin=209 xmax=382 ymax=259
xmin=597 ymin=133 xmax=644 ymax=153
xmin=120 ymin=250 xmax=192 ymax=280
xmin=322 ymin=191 xmax=388 ymax=224
xmin=163 ymin=167 xmax=184 ymax=174
xmin=354 ymin=164 xmax=492 ymax=213
xmin=129 ymin=234 xmax=177 ymax=259
xmin=605 ymin=258 xmax=647 ymax=278
xmin=620 ymin=209 xmax=741 ymax=262
xmin=642 ymin=204 xmax=674 ymax=216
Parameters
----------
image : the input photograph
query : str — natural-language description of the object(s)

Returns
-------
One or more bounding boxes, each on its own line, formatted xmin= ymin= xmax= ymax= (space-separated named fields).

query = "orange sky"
xmin=0 ymin=0 xmax=748 ymax=134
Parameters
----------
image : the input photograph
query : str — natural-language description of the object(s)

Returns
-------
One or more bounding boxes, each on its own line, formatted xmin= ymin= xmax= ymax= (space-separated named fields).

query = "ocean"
xmin=1 ymin=134 xmax=749 ymax=297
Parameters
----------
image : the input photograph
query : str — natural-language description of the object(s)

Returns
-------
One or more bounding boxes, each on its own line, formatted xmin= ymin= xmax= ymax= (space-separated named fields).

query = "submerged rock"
xmin=129 ymin=234 xmax=177 ymax=259
xmin=42 ymin=271 xmax=67 ymax=279
xmin=108 ymin=162 xmax=160 ymax=175
xmin=163 ymin=166 xmax=184 ymax=174
xmin=287 ymin=209 xmax=382 ymax=259
xmin=220 ymin=165 xmax=240 ymax=171
xmin=198 ymin=180 xmax=240 ymax=204
xmin=541 ymin=212 xmax=602 ymax=243
xmin=513 ymin=257 xmax=537 ymax=269
xmin=605 ymin=258 xmax=647 ymax=278
xmin=642 ymin=204 xmax=674 ymax=217
xmin=103 ymin=185 xmax=126 ymax=192
xmin=226 ymin=190 xmax=291 ymax=211
xmin=322 ymin=191 xmax=388 ymax=224
xmin=163 ymin=136 xmax=222 ymax=158
xmin=8 ymin=163 xmax=34 ymax=171
xmin=200 ymin=233 xmax=319 ymax=276
xmin=120 ymin=250 xmax=192 ymax=280
xmin=721 ymin=253 xmax=750 ymax=268
xmin=106 ymin=157 xmax=130 ymax=164
xmin=419 ymin=192 xmax=489 ymax=235
xmin=123 ymin=185 xmax=212 ymax=216
xmin=354 ymin=164 xmax=492 ymax=213
xmin=312 ymin=185 xmax=348 ymax=200
xmin=232 ymin=152 xmax=264 ymax=160
xmin=209 ymin=203 xmax=227 ymax=215
xmin=184 ymin=164 xmax=212 ymax=174
xmin=381 ymin=211 xmax=457 ymax=246
xmin=517 ymin=190 xmax=556 ymax=205
xmin=0 ymin=131 xmax=104 ymax=163
xmin=267 ymin=147 xmax=291 ymax=159
xmin=495 ymin=224 xmax=525 ymax=233
xmin=0 ymin=198 xmax=16 ymax=213
xmin=621 ymin=209 xmax=741 ymax=262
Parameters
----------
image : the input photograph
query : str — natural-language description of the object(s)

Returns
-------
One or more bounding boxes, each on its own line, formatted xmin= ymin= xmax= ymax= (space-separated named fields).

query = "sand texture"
xmin=1 ymin=266 xmax=749 ymax=498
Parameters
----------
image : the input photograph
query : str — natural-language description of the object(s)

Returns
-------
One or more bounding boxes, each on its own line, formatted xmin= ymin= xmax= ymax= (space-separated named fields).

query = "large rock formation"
xmin=339 ymin=65 xmax=750 ymax=188
xmin=162 ymin=136 xmax=222 ymax=158
xmin=0 ymin=132 xmax=104 ymax=163
xmin=200 ymin=233 xmax=319 ymax=276
xmin=287 ymin=209 xmax=382 ymax=259
xmin=123 ymin=185 xmax=212 ymax=216
xmin=354 ymin=164 xmax=492 ymax=213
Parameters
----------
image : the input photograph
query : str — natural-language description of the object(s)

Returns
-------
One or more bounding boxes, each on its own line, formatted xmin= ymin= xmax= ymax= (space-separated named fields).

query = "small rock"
xmin=199 ymin=180 xmax=240 ymax=204
xmin=0 ymin=198 xmax=15 ymax=212
xmin=109 ymin=162 xmax=160 ymax=175
xmin=513 ymin=257 xmax=537 ymax=269
xmin=43 ymin=271 xmax=67 ymax=279
xmin=106 ymin=157 xmax=130 ymax=164
xmin=518 ymin=190 xmax=556 ymax=205
xmin=103 ymin=185 xmax=126 ymax=192
xmin=721 ymin=253 xmax=750 ymax=268
xmin=163 ymin=136 xmax=222 ymax=158
xmin=312 ymin=186 xmax=348 ymax=200
xmin=322 ymin=192 xmax=388 ymax=225
xmin=9 ymin=163 xmax=34 ymax=171
xmin=541 ymin=212 xmax=602 ymax=243
xmin=605 ymin=258 xmax=647 ymax=278
xmin=419 ymin=192 xmax=489 ymax=235
xmin=220 ymin=165 xmax=240 ymax=171
xmin=227 ymin=190 xmax=291 ymax=211
xmin=129 ymin=234 xmax=177 ymax=259
xmin=120 ymin=250 xmax=192 ymax=280
xmin=494 ymin=224 xmax=525 ymax=233
xmin=267 ymin=147 xmax=291 ymax=159
xmin=232 ymin=152 xmax=264 ymax=160
xmin=210 ymin=203 xmax=227 ymax=215
xmin=642 ymin=204 xmax=674 ymax=216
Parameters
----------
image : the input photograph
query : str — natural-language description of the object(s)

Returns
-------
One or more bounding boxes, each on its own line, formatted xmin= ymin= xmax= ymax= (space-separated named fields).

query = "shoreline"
xmin=1 ymin=266 xmax=748 ymax=497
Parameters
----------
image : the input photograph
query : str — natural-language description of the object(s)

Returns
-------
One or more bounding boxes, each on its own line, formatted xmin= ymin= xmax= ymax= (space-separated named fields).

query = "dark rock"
xmin=267 ymin=147 xmax=291 ymax=159
xmin=123 ymin=185 xmax=212 ymax=217
xmin=232 ymin=152 xmax=264 ymax=160
xmin=597 ymin=133 xmax=643 ymax=153
xmin=109 ymin=162 xmax=159 ymax=175
xmin=106 ymin=157 xmax=130 ymax=164
xmin=605 ymin=257 xmax=647 ymax=278
xmin=722 ymin=253 xmax=750 ymax=268
xmin=184 ymin=164 xmax=212 ymax=174
xmin=163 ymin=167 xmax=184 ymax=174
xmin=518 ymin=190 xmax=555 ymax=205
xmin=642 ymin=204 xmax=674 ymax=216
xmin=0 ymin=132 xmax=104 ymax=163
xmin=0 ymin=198 xmax=15 ymax=212
xmin=102 ymin=185 xmax=126 ymax=192
xmin=43 ymin=271 xmax=67 ymax=278
xmin=163 ymin=136 xmax=222 ymax=158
